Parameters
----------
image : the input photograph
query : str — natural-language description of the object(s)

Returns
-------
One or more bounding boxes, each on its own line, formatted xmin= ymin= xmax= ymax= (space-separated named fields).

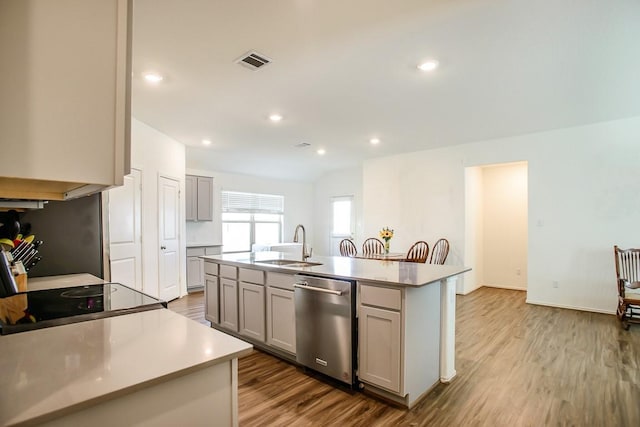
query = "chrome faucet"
xmin=293 ymin=224 xmax=312 ymax=261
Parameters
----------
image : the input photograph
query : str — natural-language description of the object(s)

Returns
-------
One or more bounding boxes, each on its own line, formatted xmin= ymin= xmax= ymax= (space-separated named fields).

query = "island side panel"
xmin=39 ymin=360 xmax=237 ymax=427
xmin=404 ymin=281 xmax=441 ymax=407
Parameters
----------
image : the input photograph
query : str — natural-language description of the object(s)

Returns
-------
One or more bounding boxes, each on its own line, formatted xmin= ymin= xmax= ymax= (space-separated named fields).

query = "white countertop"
xmin=202 ymin=252 xmax=470 ymax=287
xmin=0 ymin=276 xmax=252 ymax=427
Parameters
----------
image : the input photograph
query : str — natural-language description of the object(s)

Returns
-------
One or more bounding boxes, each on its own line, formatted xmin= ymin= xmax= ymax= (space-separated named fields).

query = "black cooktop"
xmin=0 ymin=283 xmax=167 ymax=335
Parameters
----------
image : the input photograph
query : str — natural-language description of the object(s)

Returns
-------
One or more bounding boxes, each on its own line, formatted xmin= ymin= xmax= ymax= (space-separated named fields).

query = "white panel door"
xmin=108 ymin=168 xmax=142 ymax=290
xmin=158 ymin=176 xmax=180 ymax=301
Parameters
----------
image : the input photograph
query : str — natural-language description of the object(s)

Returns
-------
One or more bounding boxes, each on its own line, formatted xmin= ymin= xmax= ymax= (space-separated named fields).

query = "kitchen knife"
xmin=25 ymin=256 xmax=41 ymax=271
xmin=20 ymin=249 xmax=37 ymax=265
xmin=12 ymin=242 xmax=33 ymax=260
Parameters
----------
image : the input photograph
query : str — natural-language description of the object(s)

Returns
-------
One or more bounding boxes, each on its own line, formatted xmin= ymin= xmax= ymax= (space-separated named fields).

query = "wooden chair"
xmin=429 ymin=238 xmax=450 ymax=265
xmin=405 ymin=241 xmax=429 ymax=263
xmin=614 ymin=245 xmax=640 ymax=330
xmin=339 ymin=239 xmax=357 ymax=257
xmin=362 ymin=238 xmax=384 ymax=255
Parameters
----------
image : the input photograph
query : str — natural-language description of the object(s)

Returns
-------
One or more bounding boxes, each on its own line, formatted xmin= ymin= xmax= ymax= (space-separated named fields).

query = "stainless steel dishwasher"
xmin=294 ymin=274 xmax=356 ymax=386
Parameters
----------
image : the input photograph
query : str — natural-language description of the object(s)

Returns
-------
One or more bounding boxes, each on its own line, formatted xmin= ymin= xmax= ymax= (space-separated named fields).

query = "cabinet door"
xmin=204 ymin=275 xmax=219 ymax=324
xmin=239 ymin=282 xmax=265 ymax=342
xmin=186 ymin=256 xmax=204 ymax=289
xmin=358 ymin=305 xmax=401 ymax=393
xmin=266 ymin=287 xmax=296 ymax=354
xmin=185 ymin=175 xmax=197 ymax=221
xmin=0 ymin=0 xmax=131 ymax=196
xmin=196 ymin=176 xmax=213 ymax=221
xmin=220 ymin=278 xmax=238 ymax=332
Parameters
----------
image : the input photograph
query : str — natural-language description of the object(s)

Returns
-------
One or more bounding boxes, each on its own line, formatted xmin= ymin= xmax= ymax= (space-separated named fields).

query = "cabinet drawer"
xmin=204 ymin=262 xmax=219 ymax=276
xmin=186 ymin=247 xmax=205 ymax=257
xmin=239 ymin=268 xmax=265 ymax=285
xmin=219 ymin=264 xmax=237 ymax=279
xmin=266 ymin=272 xmax=296 ymax=291
xmin=360 ymin=284 xmax=402 ymax=310
xmin=205 ymin=246 xmax=222 ymax=255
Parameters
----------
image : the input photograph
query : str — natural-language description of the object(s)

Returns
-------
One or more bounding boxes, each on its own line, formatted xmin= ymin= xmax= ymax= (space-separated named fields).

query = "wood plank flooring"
xmin=169 ymin=288 xmax=640 ymax=426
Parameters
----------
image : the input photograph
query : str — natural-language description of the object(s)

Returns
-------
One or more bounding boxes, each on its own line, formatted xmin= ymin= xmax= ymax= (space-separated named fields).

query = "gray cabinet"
xmin=185 ymin=175 xmax=213 ymax=221
xmin=219 ymin=264 xmax=239 ymax=332
xmin=186 ymin=246 xmax=222 ymax=292
xmin=238 ymin=268 xmax=265 ymax=342
xmin=0 ymin=0 xmax=132 ymax=200
xmin=266 ymin=287 xmax=296 ymax=354
xmin=204 ymin=260 xmax=220 ymax=324
xmin=358 ymin=305 xmax=401 ymax=393
xmin=358 ymin=284 xmax=402 ymax=393
xmin=204 ymin=274 xmax=219 ymax=324
xmin=220 ymin=278 xmax=238 ymax=332
xmin=239 ymin=282 xmax=265 ymax=342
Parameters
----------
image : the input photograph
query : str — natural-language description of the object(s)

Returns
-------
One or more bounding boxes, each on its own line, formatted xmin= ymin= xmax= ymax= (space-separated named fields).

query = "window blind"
xmin=222 ymin=191 xmax=284 ymax=214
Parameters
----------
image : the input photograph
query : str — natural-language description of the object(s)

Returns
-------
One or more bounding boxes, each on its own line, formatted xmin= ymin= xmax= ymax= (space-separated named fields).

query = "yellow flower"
xmin=379 ymin=227 xmax=394 ymax=241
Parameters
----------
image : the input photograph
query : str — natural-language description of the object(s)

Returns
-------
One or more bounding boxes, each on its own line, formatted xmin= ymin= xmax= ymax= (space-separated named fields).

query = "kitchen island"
xmin=0 ymin=275 xmax=252 ymax=427
xmin=202 ymin=251 xmax=470 ymax=408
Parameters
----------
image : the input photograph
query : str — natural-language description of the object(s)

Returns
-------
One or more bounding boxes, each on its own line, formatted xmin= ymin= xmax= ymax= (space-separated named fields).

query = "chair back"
xmin=362 ymin=238 xmax=384 ymax=255
xmin=339 ymin=239 xmax=357 ymax=257
xmin=614 ymin=245 xmax=640 ymax=296
xmin=429 ymin=238 xmax=450 ymax=265
xmin=405 ymin=241 xmax=429 ymax=263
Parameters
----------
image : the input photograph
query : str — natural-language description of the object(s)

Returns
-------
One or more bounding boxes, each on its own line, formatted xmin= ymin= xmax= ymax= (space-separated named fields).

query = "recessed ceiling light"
xmin=269 ymin=114 xmax=283 ymax=122
xmin=317 ymin=149 xmax=326 ymax=155
xmin=417 ymin=60 xmax=439 ymax=72
xmin=370 ymin=138 xmax=380 ymax=145
xmin=202 ymin=139 xmax=212 ymax=146
xmin=143 ymin=73 xmax=164 ymax=83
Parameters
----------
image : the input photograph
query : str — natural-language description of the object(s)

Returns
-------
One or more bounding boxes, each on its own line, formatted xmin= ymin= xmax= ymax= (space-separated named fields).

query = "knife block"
xmin=0 ymin=270 xmax=28 ymax=324
xmin=15 ymin=272 xmax=27 ymax=292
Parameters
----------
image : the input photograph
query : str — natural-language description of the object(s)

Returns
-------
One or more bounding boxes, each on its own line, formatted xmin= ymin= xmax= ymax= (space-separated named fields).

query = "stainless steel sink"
xmin=257 ymin=259 xmax=323 ymax=268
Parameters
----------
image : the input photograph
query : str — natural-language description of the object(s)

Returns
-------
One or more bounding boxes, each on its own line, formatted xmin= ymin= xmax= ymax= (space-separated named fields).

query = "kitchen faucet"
xmin=293 ymin=224 xmax=312 ymax=261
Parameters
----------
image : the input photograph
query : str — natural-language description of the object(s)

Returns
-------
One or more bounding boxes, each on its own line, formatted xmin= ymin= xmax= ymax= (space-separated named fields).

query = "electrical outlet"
xmin=516 ymin=269 xmax=521 ymax=276
xmin=552 ymin=281 xmax=559 ymax=288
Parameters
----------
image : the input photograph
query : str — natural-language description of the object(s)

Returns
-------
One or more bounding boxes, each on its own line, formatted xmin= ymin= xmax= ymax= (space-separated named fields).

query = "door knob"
xmin=160 ymin=246 xmax=166 ymax=250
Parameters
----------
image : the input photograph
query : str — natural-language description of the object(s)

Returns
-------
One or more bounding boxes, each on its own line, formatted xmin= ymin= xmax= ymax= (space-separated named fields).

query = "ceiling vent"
xmin=236 ymin=51 xmax=272 ymax=70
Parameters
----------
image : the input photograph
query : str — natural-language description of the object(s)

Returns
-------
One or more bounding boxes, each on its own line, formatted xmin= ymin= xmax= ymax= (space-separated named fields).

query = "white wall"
xmin=312 ymin=167 xmax=363 ymax=256
xmin=131 ymin=119 xmax=186 ymax=297
xmin=184 ymin=166 xmax=314 ymax=250
xmin=463 ymin=167 xmax=484 ymax=294
xmin=481 ymin=162 xmax=528 ymax=290
xmin=363 ymin=116 xmax=640 ymax=314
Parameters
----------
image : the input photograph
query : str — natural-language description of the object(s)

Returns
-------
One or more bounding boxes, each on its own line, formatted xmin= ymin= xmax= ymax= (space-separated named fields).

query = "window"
xmin=221 ymin=191 xmax=284 ymax=253
xmin=331 ymin=196 xmax=354 ymax=237
xmin=329 ymin=195 xmax=355 ymax=256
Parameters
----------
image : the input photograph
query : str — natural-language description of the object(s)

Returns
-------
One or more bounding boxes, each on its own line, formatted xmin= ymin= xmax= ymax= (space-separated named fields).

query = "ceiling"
xmin=131 ymin=0 xmax=640 ymax=181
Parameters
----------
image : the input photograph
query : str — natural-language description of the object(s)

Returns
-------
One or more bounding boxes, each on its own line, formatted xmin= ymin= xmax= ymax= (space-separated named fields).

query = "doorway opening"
xmin=463 ymin=161 xmax=528 ymax=295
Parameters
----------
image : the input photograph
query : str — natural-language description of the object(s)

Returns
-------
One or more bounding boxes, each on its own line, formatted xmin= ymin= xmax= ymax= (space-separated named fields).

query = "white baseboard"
xmin=525 ymin=298 xmax=616 ymax=315
xmin=457 ymin=283 xmax=483 ymax=295
xmin=482 ymin=283 xmax=527 ymax=291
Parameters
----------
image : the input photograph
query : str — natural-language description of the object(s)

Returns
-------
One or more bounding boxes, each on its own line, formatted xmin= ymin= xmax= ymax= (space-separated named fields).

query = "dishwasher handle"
xmin=294 ymin=282 xmax=343 ymax=296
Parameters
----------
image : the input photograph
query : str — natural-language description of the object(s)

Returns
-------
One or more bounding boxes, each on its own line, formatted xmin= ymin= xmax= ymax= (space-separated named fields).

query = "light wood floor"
xmin=169 ymin=288 xmax=640 ymax=426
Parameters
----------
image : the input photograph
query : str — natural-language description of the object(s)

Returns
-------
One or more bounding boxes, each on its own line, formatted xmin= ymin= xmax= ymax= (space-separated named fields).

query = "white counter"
xmin=202 ymin=251 xmax=470 ymax=287
xmin=0 ymin=276 xmax=252 ymax=427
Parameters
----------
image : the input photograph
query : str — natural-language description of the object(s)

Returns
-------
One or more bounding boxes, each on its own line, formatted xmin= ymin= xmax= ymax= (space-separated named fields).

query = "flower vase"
xmin=384 ymin=240 xmax=390 ymax=254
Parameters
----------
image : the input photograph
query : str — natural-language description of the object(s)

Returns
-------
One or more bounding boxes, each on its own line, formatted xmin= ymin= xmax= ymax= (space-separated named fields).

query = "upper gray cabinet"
xmin=186 ymin=175 xmax=213 ymax=221
xmin=0 ymin=0 xmax=132 ymax=201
